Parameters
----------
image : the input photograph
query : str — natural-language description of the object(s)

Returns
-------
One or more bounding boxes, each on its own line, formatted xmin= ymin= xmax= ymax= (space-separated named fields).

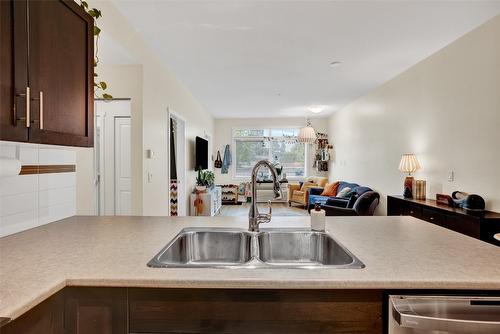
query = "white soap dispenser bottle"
xmin=311 ymin=203 xmax=326 ymax=231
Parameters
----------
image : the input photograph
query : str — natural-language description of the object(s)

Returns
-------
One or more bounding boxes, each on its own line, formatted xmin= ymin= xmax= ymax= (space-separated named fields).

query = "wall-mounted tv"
xmin=195 ymin=136 xmax=209 ymax=170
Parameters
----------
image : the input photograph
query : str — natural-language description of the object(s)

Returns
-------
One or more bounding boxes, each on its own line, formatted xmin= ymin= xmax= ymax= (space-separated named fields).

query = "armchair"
xmin=288 ymin=177 xmax=328 ymax=208
xmin=321 ymin=191 xmax=380 ymax=216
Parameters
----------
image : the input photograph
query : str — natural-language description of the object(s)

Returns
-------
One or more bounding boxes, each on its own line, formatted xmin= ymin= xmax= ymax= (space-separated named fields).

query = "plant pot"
xmin=196 ymin=185 xmax=207 ymax=192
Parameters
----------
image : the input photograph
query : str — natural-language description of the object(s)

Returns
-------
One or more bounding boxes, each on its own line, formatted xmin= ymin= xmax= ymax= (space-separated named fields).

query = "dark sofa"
xmin=307 ymin=181 xmax=380 ymax=216
xmin=322 ymin=191 xmax=380 ymax=216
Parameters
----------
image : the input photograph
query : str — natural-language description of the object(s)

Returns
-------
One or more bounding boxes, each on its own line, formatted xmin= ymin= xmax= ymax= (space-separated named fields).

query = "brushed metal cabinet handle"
xmin=13 ymin=87 xmax=30 ymax=128
xmin=391 ymin=296 xmax=500 ymax=334
xmin=39 ymin=91 xmax=43 ymax=129
xmin=26 ymin=87 xmax=30 ymax=128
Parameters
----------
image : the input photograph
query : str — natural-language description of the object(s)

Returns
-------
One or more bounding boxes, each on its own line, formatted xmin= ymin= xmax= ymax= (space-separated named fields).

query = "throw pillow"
xmin=300 ymin=180 xmax=314 ymax=191
xmin=337 ymin=187 xmax=352 ymax=198
xmin=320 ymin=181 xmax=340 ymax=196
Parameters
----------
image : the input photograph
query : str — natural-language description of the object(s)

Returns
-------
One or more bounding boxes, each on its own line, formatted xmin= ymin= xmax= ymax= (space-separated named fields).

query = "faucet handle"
xmin=267 ymin=200 xmax=272 ymax=216
xmin=256 ymin=201 xmax=273 ymax=224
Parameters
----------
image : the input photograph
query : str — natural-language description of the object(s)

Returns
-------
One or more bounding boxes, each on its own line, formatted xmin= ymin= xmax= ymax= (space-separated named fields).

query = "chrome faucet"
xmin=248 ymin=160 xmax=282 ymax=232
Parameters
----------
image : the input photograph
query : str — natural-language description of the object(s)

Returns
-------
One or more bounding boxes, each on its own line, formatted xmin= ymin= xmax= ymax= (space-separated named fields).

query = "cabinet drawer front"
xmin=445 ymin=214 xmax=480 ymax=238
xmin=422 ymin=208 xmax=446 ymax=226
xmin=129 ymin=288 xmax=382 ymax=333
xmin=404 ymin=203 xmax=422 ymax=219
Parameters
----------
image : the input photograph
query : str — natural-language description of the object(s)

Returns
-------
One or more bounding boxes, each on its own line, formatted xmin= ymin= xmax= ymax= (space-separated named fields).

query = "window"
xmin=233 ymin=128 xmax=305 ymax=178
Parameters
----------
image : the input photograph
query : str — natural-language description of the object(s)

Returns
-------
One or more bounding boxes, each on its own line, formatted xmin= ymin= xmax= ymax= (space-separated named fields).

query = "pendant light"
xmin=298 ymin=119 xmax=316 ymax=143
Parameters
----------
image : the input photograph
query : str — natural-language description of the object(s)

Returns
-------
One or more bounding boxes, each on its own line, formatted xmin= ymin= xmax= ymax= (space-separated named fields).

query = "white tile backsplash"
xmin=39 ymin=187 xmax=76 ymax=208
xmin=0 ymin=191 xmax=38 ymax=217
xmin=38 ymin=202 xmax=76 ymax=226
xmin=0 ymin=144 xmax=16 ymax=159
xmin=39 ymin=146 xmax=76 ymax=164
xmin=0 ymin=174 xmax=38 ymax=196
xmin=19 ymin=146 xmax=39 ymax=164
xmin=0 ymin=141 xmax=76 ymax=237
xmin=39 ymin=172 xmax=76 ymax=191
xmin=0 ymin=210 xmax=38 ymax=238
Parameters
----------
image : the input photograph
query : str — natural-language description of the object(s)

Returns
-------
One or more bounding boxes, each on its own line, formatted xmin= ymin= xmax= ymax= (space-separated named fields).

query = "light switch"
xmin=148 ymin=172 xmax=153 ymax=183
xmin=448 ymin=171 xmax=454 ymax=182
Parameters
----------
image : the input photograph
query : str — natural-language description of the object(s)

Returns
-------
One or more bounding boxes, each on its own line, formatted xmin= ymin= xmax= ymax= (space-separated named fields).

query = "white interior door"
xmin=95 ymin=100 xmax=132 ymax=216
xmin=114 ymin=118 xmax=132 ymax=215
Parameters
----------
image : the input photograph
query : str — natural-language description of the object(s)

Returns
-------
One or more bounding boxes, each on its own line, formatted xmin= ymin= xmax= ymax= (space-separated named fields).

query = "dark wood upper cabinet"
xmin=0 ymin=0 xmax=94 ymax=147
xmin=0 ymin=0 xmax=29 ymax=142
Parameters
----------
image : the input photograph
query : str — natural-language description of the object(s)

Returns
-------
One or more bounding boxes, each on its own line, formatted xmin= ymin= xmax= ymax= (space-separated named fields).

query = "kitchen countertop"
xmin=1 ymin=215 xmax=499 ymax=320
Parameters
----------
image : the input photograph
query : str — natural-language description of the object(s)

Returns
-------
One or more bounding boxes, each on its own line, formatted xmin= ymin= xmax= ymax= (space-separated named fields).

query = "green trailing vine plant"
xmin=80 ymin=1 xmax=112 ymax=100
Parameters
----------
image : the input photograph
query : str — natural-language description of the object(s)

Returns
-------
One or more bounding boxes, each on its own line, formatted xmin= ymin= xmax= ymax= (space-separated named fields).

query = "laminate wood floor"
xmin=219 ymin=203 xmax=309 ymax=216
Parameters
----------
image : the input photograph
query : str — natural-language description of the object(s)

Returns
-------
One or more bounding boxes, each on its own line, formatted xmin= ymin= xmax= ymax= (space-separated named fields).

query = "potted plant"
xmin=195 ymin=170 xmax=215 ymax=192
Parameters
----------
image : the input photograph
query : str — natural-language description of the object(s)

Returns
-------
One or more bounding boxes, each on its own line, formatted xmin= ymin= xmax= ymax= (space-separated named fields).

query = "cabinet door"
xmin=0 ymin=0 xmax=29 ymax=142
xmin=64 ymin=287 xmax=127 ymax=334
xmin=445 ymin=214 xmax=480 ymax=238
xmin=0 ymin=292 xmax=64 ymax=334
xmin=27 ymin=0 xmax=94 ymax=147
xmin=387 ymin=197 xmax=404 ymax=215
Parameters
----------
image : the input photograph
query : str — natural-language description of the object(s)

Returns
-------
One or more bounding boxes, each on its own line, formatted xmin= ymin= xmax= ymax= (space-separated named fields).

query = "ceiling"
xmin=111 ymin=1 xmax=500 ymax=118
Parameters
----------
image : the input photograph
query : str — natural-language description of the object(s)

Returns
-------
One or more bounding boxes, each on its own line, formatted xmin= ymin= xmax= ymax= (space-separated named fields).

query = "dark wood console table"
xmin=387 ymin=195 xmax=500 ymax=246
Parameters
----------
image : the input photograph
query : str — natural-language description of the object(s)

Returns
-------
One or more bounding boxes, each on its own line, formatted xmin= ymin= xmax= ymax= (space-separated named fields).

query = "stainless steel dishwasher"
xmin=388 ymin=295 xmax=500 ymax=333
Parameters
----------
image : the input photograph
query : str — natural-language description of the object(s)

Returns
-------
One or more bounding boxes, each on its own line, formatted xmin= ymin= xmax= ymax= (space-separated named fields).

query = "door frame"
xmin=94 ymin=98 xmax=131 ymax=216
xmin=167 ymin=107 xmax=187 ymax=216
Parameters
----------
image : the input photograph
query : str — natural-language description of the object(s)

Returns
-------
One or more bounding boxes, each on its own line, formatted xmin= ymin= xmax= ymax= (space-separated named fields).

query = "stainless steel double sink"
xmin=147 ymin=228 xmax=364 ymax=269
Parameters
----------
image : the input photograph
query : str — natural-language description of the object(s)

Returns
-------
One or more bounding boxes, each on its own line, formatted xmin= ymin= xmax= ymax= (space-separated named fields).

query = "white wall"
xmin=213 ymin=117 xmax=329 ymax=185
xmin=76 ymin=65 xmax=144 ymax=216
xmin=79 ymin=1 xmax=215 ymax=216
xmin=0 ymin=141 xmax=76 ymax=237
xmin=328 ymin=15 xmax=500 ymax=214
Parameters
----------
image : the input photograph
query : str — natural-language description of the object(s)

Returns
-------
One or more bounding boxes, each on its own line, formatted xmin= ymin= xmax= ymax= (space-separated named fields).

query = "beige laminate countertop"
xmin=1 ymin=215 xmax=499 ymax=320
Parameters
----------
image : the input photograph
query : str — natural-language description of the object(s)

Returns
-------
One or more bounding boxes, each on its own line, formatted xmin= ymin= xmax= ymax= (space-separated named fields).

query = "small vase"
xmin=196 ymin=185 xmax=206 ymax=192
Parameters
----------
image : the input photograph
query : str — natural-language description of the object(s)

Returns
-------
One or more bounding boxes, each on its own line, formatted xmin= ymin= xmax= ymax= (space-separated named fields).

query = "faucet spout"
xmin=248 ymin=160 xmax=282 ymax=232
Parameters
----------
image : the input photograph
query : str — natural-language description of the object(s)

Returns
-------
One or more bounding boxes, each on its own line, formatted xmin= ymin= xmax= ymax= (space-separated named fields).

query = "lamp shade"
xmin=298 ymin=120 xmax=316 ymax=143
xmin=398 ymin=154 xmax=421 ymax=174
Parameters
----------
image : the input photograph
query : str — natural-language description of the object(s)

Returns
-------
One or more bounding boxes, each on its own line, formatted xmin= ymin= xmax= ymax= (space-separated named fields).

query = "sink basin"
xmin=148 ymin=228 xmax=364 ymax=269
xmin=257 ymin=230 xmax=364 ymax=268
xmin=147 ymin=228 xmax=253 ymax=268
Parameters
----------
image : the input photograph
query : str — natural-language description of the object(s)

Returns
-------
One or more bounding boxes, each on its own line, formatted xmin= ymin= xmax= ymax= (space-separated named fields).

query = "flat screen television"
xmin=195 ymin=136 xmax=209 ymax=170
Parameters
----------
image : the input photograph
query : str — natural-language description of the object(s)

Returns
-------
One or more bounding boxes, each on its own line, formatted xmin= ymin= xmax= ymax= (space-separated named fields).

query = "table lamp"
xmin=398 ymin=154 xmax=421 ymax=198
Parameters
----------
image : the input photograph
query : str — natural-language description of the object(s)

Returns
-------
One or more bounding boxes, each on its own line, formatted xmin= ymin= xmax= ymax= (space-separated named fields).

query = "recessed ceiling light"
xmin=329 ymin=61 xmax=341 ymax=68
xmin=308 ymin=106 xmax=324 ymax=114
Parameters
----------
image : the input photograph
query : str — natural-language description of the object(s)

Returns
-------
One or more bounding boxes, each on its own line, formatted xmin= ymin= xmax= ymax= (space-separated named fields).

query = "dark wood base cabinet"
xmin=388 ymin=195 xmax=500 ymax=246
xmin=64 ymin=288 xmax=127 ymax=334
xmin=3 ymin=287 xmax=499 ymax=334
xmin=0 ymin=293 xmax=64 ymax=334
xmin=0 ymin=287 xmax=383 ymax=334
xmin=129 ymin=289 xmax=382 ymax=333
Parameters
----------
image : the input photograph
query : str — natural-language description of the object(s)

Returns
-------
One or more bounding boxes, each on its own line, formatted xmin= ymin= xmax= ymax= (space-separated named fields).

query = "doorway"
xmin=95 ymin=99 xmax=132 ymax=216
xmin=168 ymin=108 xmax=186 ymax=216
